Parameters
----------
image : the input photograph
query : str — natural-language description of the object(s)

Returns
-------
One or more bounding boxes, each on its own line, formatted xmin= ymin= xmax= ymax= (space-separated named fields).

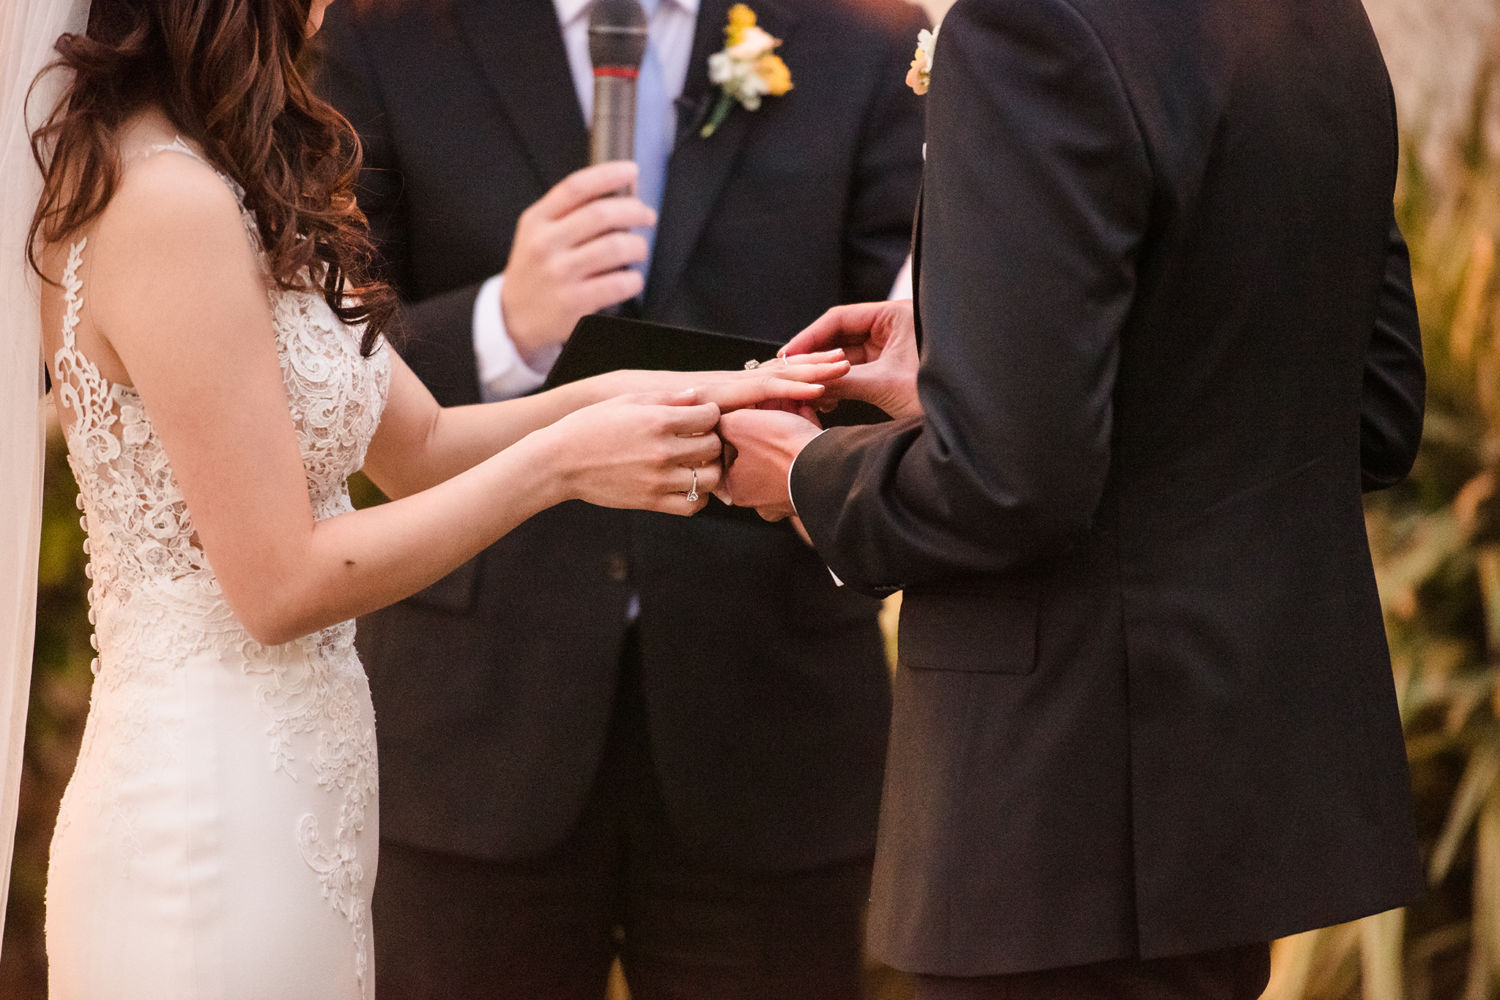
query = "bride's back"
xmin=32 ymin=6 xmax=391 ymax=997
xmin=41 ymin=111 xmax=390 ymax=1000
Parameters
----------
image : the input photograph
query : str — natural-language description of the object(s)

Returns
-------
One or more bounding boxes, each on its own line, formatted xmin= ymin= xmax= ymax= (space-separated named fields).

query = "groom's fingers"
xmin=778 ymin=349 xmax=849 ymax=367
xmin=782 ymin=302 xmax=893 ymax=357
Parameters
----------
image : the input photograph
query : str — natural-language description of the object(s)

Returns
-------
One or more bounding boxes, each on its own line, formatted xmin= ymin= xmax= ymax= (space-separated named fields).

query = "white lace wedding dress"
xmin=43 ymin=141 xmax=389 ymax=1000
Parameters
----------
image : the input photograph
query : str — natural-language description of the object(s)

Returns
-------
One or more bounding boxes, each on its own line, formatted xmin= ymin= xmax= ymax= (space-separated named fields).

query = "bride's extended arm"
xmin=363 ymin=353 xmax=851 ymax=501
xmin=84 ymin=155 xmax=722 ymax=646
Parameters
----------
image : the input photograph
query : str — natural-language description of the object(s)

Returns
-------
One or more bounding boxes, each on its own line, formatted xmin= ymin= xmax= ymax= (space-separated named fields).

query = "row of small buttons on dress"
xmin=76 ymin=492 xmax=100 ymax=675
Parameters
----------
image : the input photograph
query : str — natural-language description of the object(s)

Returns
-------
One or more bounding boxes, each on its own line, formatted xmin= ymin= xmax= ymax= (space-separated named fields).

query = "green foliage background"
xmin=1261 ymin=41 xmax=1500 ymax=1000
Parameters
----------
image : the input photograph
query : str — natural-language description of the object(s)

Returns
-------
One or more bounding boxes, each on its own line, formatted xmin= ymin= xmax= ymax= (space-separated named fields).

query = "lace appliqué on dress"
xmin=50 ymin=138 xmax=390 ymax=998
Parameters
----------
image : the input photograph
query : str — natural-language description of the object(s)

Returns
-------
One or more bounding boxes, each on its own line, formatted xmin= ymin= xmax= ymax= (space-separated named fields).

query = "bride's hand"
xmin=610 ymin=350 xmax=851 ymax=414
xmin=780 ymin=301 xmax=921 ymax=419
xmin=532 ymin=390 xmax=724 ymax=516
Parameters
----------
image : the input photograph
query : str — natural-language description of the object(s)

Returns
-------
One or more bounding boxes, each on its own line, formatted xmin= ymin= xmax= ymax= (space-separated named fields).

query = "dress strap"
xmin=60 ymin=238 xmax=87 ymax=350
xmin=140 ymin=135 xmax=211 ymax=167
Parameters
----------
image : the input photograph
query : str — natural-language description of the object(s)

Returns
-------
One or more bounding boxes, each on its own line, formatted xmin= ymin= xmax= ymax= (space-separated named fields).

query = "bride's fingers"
xmin=702 ymin=373 xmax=848 ymax=412
xmin=658 ymin=489 xmax=711 ymax=516
xmin=734 ymin=358 xmax=849 ymax=384
xmin=687 ymin=463 xmax=722 ymax=495
xmin=670 ymin=432 xmax=724 ymax=468
xmin=656 ymin=463 xmax=721 ymax=516
xmin=656 ymin=401 xmax=722 ymax=435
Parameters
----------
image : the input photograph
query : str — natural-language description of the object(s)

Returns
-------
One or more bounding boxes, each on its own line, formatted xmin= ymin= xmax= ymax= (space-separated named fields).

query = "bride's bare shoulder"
xmin=80 ymin=109 xmax=240 ymax=252
xmin=106 ymin=154 xmax=239 ymax=244
xmin=38 ymin=113 xmax=233 ymax=269
xmin=81 ymin=119 xmax=263 ymax=343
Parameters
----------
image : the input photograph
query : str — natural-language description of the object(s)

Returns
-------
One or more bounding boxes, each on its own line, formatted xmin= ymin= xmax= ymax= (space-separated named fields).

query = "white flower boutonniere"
xmin=906 ymin=26 xmax=938 ymax=96
xmin=701 ymin=4 xmax=793 ymax=139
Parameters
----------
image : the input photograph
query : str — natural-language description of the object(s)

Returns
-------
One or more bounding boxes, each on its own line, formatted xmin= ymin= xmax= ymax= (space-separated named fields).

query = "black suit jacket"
xmin=792 ymin=0 xmax=1427 ymax=975
xmin=317 ymin=0 xmax=926 ymax=870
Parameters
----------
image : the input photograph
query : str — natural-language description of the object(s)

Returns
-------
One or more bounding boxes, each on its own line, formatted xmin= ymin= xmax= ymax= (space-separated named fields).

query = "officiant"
xmin=316 ymin=0 xmax=925 ymax=996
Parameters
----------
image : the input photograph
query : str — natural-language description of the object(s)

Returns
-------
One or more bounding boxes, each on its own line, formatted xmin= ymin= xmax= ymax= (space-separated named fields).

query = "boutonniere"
xmin=905 ymin=26 xmax=938 ymax=96
xmin=701 ymin=4 xmax=793 ymax=138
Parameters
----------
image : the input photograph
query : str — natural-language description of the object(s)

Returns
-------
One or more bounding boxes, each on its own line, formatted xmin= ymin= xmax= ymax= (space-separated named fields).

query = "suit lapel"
xmin=453 ymin=0 xmax=590 ymax=191
xmin=644 ymin=0 xmax=800 ymax=311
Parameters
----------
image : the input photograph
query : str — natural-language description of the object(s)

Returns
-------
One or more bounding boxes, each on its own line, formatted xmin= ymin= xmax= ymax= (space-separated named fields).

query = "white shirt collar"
xmin=554 ymin=0 xmax=700 ymax=29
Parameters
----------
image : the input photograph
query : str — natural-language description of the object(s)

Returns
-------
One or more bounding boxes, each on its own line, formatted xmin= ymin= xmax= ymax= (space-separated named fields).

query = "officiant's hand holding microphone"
xmin=499 ymin=0 xmax=655 ymax=366
xmin=500 ymin=163 xmax=655 ymax=366
xmin=502 ymin=0 xmax=859 ymax=517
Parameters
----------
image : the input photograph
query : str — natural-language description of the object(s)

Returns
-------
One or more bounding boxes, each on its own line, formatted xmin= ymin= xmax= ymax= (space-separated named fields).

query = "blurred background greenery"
xmin=4 ymin=0 xmax=1497 ymax=997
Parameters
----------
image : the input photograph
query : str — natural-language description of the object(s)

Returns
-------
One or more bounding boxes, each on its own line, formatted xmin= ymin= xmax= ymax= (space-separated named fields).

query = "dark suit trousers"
xmin=372 ymin=629 xmax=872 ymax=1000
xmin=913 ymin=943 xmax=1271 ymax=1000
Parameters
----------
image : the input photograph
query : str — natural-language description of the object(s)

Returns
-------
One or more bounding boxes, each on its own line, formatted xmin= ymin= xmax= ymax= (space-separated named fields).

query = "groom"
xmin=721 ymin=0 xmax=1428 ymax=996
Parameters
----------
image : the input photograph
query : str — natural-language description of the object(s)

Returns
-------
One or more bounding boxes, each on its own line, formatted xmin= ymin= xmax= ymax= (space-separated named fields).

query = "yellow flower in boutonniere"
xmin=906 ymin=26 xmax=938 ymax=96
xmin=701 ymin=3 xmax=793 ymax=138
xmin=726 ymin=3 xmax=757 ymax=41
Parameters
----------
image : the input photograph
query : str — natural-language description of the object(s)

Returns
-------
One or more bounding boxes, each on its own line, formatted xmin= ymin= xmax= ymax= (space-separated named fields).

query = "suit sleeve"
xmin=839 ymin=3 xmax=929 ymax=303
xmin=317 ymin=10 xmax=488 ymax=407
xmin=1360 ymin=218 xmax=1425 ymax=492
xmin=791 ymin=0 xmax=1151 ymax=594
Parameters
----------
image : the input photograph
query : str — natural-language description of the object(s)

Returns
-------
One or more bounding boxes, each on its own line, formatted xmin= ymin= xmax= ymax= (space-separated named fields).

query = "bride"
xmin=0 ymin=0 xmax=848 ymax=997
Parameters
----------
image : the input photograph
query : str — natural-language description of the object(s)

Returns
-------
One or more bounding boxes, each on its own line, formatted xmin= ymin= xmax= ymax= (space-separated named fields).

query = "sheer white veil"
xmin=0 ymin=0 xmax=91 ymax=945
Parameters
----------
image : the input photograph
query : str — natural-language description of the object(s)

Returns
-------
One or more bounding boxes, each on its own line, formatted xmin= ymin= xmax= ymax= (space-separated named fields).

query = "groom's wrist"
xmin=785 ymin=428 xmax=828 ymax=520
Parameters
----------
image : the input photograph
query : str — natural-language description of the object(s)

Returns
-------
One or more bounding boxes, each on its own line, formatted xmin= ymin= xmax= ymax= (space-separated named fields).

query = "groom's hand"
xmin=500 ymin=161 xmax=657 ymax=362
xmin=716 ymin=408 xmax=824 ymax=521
xmin=782 ymin=299 xmax=922 ymax=419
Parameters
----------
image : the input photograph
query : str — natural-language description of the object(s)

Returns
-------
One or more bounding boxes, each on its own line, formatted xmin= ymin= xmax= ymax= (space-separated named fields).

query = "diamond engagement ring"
xmin=686 ymin=468 xmax=700 ymax=503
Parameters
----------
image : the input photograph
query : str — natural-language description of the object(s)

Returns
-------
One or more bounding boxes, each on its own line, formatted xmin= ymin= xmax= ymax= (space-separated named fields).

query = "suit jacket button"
xmin=606 ymin=553 xmax=629 ymax=584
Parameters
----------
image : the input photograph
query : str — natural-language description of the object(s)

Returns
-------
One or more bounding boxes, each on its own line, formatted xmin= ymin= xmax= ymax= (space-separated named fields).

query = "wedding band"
xmin=744 ymin=359 xmax=760 ymax=370
xmin=686 ymin=468 xmax=700 ymax=502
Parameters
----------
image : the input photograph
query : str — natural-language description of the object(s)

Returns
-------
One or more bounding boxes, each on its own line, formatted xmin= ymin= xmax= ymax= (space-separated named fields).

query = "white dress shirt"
xmin=473 ymin=0 xmax=701 ymax=402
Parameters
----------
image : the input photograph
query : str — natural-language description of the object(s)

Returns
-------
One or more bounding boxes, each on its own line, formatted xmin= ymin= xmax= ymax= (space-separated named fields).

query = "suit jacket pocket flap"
xmin=898 ymin=586 xmax=1039 ymax=675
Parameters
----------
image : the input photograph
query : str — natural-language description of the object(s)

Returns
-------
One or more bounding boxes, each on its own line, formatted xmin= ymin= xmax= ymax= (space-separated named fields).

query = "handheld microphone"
xmin=588 ymin=0 xmax=649 ymax=166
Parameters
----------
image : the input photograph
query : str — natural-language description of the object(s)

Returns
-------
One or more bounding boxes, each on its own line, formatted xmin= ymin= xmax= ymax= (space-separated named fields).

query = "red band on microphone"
xmin=593 ymin=66 xmax=640 ymax=80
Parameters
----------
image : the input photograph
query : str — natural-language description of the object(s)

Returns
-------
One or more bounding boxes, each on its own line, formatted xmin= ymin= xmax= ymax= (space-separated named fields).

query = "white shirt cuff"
xmin=473 ymin=274 xmax=562 ymax=402
xmin=888 ymin=255 xmax=914 ymax=302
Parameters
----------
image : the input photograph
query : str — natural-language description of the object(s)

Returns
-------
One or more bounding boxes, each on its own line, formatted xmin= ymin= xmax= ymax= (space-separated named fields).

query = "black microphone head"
xmin=588 ymin=0 xmax=648 ymax=71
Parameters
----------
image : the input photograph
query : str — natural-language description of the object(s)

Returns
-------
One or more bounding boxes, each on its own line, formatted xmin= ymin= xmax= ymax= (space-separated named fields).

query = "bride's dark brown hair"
xmin=27 ymin=0 xmax=397 ymax=356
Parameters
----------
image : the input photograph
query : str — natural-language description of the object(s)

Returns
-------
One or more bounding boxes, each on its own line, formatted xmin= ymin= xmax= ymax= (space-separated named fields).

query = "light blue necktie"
xmin=632 ymin=0 xmax=672 ymax=274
